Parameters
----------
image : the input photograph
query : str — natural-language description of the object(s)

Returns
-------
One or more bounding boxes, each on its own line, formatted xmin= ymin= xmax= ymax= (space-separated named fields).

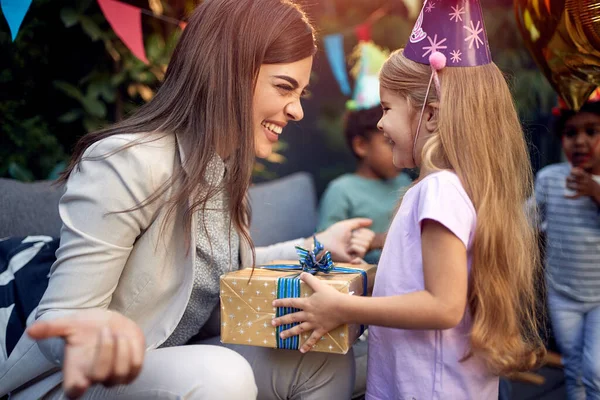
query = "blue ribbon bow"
xmin=294 ymin=236 xmax=335 ymax=274
xmin=261 ymin=236 xmax=368 ymax=295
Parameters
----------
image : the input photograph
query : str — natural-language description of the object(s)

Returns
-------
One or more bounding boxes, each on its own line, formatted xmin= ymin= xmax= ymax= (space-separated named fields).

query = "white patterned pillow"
xmin=0 ymin=236 xmax=58 ymax=363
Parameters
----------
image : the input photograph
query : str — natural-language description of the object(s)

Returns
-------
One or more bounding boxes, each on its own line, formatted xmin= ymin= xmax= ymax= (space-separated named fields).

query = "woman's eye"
xmin=301 ymin=89 xmax=311 ymax=99
xmin=277 ymin=84 xmax=294 ymax=92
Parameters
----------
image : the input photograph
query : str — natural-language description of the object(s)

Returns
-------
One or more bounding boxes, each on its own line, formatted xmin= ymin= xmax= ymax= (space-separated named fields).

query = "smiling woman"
xmin=253 ymin=58 xmax=313 ymax=158
xmin=1 ymin=1 xmax=370 ymax=399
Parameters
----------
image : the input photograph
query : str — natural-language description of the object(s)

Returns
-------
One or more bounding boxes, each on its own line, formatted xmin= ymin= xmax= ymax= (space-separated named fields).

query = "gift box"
xmin=220 ymin=239 xmax=376 ymax=354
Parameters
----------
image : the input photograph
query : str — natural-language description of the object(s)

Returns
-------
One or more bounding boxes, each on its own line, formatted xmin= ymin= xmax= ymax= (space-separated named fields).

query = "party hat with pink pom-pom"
xmin=404 ymin=0 xmax=492 ymax=67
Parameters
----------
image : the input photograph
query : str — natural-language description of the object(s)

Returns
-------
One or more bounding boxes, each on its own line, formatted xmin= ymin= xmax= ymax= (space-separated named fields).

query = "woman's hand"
xmin=27 ymin=309 xmax=145 ymax=399
xmin=311 ymin=218 xmax=374 ymax=262
xmin=271 ymin=272 xmax=347 ymax=353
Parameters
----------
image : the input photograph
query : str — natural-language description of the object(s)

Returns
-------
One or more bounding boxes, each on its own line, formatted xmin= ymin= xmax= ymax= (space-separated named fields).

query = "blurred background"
xmin=0 ymin=0 xmax=562 ymax=196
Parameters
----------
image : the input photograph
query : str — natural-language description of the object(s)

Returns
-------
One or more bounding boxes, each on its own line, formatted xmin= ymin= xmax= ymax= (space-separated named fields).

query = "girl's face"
xmin=377 ymin=87 xmax=437 ymax=169
xmin=252 ymin=57 xmax=313 ymax=159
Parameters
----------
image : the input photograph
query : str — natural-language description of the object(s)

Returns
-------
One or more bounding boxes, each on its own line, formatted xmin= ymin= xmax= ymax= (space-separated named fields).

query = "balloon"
xmin=515 ymin=0 xmax=600 ymax=111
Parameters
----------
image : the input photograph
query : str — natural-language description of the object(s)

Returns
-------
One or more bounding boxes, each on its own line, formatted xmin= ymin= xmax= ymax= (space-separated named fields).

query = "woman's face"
xmin=253 ymin=57 xmax=313 ymax=158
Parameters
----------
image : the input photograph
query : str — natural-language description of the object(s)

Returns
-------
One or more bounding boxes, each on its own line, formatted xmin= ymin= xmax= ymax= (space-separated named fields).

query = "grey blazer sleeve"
xmin=35 ymin=137 xmax=162 ymax=363
xmin=254 ymin=238 xmax=306 ymax=265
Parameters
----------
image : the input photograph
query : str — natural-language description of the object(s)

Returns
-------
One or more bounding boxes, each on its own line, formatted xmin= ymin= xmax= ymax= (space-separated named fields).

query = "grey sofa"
xmin=0 ymin=172 xmax=367 ymax=399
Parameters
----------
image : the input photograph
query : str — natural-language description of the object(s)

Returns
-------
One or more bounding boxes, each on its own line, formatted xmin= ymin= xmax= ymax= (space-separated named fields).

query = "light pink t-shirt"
xmin=366 ymin=171 xmax=498 ymax=400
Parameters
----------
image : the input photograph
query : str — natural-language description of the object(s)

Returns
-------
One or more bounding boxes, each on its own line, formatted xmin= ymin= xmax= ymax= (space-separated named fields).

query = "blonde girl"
xmin=273 ymin=2 xmax=545 ymax=398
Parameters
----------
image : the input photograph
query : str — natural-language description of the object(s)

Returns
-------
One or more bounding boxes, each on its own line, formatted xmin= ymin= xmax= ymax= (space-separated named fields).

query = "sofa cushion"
xmin=0 ymin=236 xmax=58 ymax=361
xmin=0 ymin=173 xmax=318 ymax=246
xmin=0 ymin=179 xmax=64 ymax=239
xmin=248 ymin=172 xmax=318 ymax=247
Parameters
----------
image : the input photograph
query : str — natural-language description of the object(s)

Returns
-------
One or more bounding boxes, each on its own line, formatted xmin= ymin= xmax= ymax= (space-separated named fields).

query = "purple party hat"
xmin=404 ymin=0 xmax=492 ymax=67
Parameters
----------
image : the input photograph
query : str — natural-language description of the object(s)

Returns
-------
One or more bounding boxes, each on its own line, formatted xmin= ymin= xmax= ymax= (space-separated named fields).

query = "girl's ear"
xmin=425 ymin=102 xmax=439 ymax=133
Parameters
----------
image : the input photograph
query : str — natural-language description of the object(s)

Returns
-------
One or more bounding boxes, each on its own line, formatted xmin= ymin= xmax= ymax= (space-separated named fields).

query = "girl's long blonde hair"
xmin=380 ymin=49 xmax=546 ymax=375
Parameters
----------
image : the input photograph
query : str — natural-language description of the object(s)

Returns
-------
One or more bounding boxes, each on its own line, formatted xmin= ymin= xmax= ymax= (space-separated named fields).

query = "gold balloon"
xmin=515 ymin=0 xmax=600 ymax=110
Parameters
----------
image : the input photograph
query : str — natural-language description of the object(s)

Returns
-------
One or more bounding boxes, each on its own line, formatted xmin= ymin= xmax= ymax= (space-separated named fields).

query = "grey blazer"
xmin=0 ymin=133 xmax=302 ymax=398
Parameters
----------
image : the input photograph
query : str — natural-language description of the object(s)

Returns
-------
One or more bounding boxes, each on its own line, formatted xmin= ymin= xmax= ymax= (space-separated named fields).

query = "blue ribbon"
xmin=261 ymin=237 xmax=368 ymax=350
xmin=294 ymin=236 xmax=334 ymax=274
xmin=276 ymin=277 xmax=301 ymax=350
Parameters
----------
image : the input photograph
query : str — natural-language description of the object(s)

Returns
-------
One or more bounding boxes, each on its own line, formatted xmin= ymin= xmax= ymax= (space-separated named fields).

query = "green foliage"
xmin=0 ymin=108 xmax=66 ymax=181
xmin=0 ymin=0 xmax=68 ymax=180
xmin=0 ymin=0 xmax=182 ymax=181
xmin=0 ymin=0 xmax=284 ymax=181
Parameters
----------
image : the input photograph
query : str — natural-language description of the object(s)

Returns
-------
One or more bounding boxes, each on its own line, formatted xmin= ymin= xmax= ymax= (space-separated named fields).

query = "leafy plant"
xmin=54 ymin=1 xmax=181 ymax=132
xmin=1 ymin=0 xmax=288 ymax=181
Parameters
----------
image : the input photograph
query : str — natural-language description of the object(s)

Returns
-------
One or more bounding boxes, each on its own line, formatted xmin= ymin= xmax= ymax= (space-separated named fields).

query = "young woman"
xmin=2 ymin=1 xmax=374 ymax=398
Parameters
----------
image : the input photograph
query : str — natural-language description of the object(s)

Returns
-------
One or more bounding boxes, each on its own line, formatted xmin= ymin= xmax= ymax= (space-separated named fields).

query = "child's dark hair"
xmin=554 ymin=101 xmax=600 ymax=138
xmin=344 ymin=106 xmax=383 ymax=159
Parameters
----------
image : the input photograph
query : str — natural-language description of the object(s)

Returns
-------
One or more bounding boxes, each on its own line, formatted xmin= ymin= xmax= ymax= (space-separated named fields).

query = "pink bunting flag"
xmin=355 ymin=23 xmax=371 ymax=42
xmin=97 ymin=0 xmax=149 ymax=64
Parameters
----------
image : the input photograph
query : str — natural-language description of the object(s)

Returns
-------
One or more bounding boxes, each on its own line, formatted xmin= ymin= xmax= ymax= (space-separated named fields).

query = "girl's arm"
xmin=272 ymin=219 xmax=468 ymax=353
xmin=369 ymin=232 xmax=387 ymax=250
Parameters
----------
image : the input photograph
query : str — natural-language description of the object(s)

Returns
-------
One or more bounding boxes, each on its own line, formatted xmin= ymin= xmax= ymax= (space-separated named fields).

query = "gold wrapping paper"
xmin=220 ymin=261 xmax=376 ymax=354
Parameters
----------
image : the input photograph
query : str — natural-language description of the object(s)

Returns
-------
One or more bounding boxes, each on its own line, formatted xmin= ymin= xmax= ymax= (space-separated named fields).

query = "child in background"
xmin=534 ymin=91 xmax=600 ymax=399
xmin=274 ymin=2 xmax=545 ymax=398
xmin=318 ymin=42 xmax=412 ymax=264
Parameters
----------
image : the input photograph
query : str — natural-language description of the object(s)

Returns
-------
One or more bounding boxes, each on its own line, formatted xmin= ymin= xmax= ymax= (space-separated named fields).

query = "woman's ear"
xmin=425 ymin=102 xmax=439 ymax=133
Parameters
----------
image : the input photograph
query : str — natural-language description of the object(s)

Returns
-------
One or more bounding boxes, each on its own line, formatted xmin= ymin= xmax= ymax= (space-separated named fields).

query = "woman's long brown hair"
xmin=58 ymin=0 xmax=317 ymax=258
xmin=380 ymin=50 xmax=546 ymax=375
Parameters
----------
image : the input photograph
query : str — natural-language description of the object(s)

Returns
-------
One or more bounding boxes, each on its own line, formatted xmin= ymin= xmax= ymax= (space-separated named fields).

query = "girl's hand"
xmin=271 ymin=272 xmax=346 ymax=353
xmin=349 ymin=228 xmax=376 ymax=259
xmin=369 ymin=232 xmax=387 ymax=250
xmin=566 ymin=167 xmax=600 ymax=204
xmin=27 ymin=309 xmax=145 ymax=399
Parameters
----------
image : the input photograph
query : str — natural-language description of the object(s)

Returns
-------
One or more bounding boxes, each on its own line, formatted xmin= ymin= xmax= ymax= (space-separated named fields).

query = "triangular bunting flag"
xmin=323 ymin=34 xmax=351 ymax=96
xmin=97 ymin=0 xmax=149 ymax=64
xmin=346 ymin=41 xmax=389 ymax=111
xmin=1 ymin=0 xmax=33 ymax=41
xmin=355 ymin=23 xmax=371 ymax=42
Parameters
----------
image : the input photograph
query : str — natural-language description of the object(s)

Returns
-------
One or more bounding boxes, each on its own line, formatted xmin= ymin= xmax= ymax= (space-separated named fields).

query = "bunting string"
xmin=3 ymin=0 xmax=410 ymax=92
xmin=323 ymin=4 xmax=392 ymax=96
xmin=139 ymin=8 xmax=184 ymax=26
